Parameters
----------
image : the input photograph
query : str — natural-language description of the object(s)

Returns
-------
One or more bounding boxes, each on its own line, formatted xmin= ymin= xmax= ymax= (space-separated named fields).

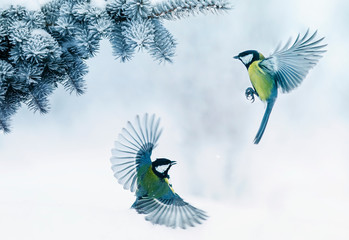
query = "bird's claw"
xmin=245 ymin=87 xmax=256 ymax=103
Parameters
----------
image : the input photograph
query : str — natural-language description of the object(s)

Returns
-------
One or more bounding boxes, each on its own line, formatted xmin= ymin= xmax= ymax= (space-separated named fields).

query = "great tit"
xmin=110 ymin=114 xmax=207 ymax=229
xmin=234 ymin=29 xmax=326 ymax=144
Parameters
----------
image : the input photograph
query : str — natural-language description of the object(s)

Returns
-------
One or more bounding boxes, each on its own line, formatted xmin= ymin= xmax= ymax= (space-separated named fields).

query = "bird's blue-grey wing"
xmin=260 ymin=29 xmax=327 ymax=93
xmin=110 ymin=114 xmax=162 ymax=192
xmin=132 ymin=187 xmax=208 ymax=229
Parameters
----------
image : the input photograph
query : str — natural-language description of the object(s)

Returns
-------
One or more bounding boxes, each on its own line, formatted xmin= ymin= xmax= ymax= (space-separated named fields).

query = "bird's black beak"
xmin=171 ymin=161 xmax=177 ymax=166
xmin=233 ymin=55 xmax=239 ymax=60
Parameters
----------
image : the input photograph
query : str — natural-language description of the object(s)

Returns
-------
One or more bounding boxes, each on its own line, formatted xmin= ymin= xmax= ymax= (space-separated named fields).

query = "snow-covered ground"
xmin=1 ymin=0 xmax=349 ymax=239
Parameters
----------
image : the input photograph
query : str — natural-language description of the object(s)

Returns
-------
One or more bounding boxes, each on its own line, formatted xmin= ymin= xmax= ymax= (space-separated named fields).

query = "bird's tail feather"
xmin=131 ymin=197 xmax=139 ymax=210
xmin=131 ymin=196 xmax=208 ymax=229
xmin=254 ymin=100 xmax=275 ymax=144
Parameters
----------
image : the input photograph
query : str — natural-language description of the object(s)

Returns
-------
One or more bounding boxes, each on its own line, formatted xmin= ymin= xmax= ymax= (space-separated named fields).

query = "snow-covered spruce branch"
xmin=151 ymin=0 xmax=230 ymax=20
xmin=0 ymin=0 xmax=230 ymax=133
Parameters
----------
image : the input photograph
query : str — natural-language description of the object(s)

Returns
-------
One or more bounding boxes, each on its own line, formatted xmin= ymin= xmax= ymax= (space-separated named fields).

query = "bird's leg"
xmin=245 ymin=87 xmax=257 ymax=103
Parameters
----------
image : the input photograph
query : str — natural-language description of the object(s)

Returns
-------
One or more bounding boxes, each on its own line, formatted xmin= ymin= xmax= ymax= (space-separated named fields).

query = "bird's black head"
xmin=233 ymin=50 xmax=263 ymax=69
xmin=152 ymin=158 xmax=176 ymax=179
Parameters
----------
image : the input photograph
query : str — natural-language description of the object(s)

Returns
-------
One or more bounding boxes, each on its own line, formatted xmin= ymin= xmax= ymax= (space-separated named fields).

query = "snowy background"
xmin=1 ymin=0 xmax=349 ymax=239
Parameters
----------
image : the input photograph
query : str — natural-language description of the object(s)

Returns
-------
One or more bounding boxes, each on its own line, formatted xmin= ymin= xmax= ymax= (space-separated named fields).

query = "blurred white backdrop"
xmin=1 ymin=0 xmax=349 ymax=239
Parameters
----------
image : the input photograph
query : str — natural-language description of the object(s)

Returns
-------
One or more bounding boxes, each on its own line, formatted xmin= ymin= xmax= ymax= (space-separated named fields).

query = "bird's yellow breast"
xmin=248 ymin=61 xmax=274 ymax=101
xmin=164 ymin=178 xmax=175 ymax=193
xmin=139 ymin=166 xmax=172 ymax=198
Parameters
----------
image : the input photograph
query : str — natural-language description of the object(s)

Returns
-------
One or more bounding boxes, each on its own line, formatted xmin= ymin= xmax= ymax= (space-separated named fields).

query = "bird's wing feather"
xmin=260 ymin=29 xmax=327 ymax=93
xmin=110 ymin=114 xmax=162 ymax=192
xmin=132 ymin=188 xmax=208 ymax=229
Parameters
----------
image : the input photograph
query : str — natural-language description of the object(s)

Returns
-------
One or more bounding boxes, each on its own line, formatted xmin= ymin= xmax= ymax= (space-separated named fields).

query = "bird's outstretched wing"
xmin=260 ymin=29 xmax=327 ymax=93
xmin=132 ymin=189 xmax=208 ymax=229
xmin=110 ymin=114 xmax=162 ymax=192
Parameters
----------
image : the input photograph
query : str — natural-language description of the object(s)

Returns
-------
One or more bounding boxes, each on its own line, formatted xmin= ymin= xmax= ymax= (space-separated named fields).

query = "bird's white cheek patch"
xmin=155 ymin=164 xmax=169 ymax=173
xmin=240 ymin=54 xmax=253 ymax=65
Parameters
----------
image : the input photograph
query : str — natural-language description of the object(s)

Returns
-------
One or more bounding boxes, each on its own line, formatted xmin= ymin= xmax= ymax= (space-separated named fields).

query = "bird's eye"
xmin=155 ymin=164 xmax=169 ymax=173
xmin=240 ymin=54 xmax=253 ymax=65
